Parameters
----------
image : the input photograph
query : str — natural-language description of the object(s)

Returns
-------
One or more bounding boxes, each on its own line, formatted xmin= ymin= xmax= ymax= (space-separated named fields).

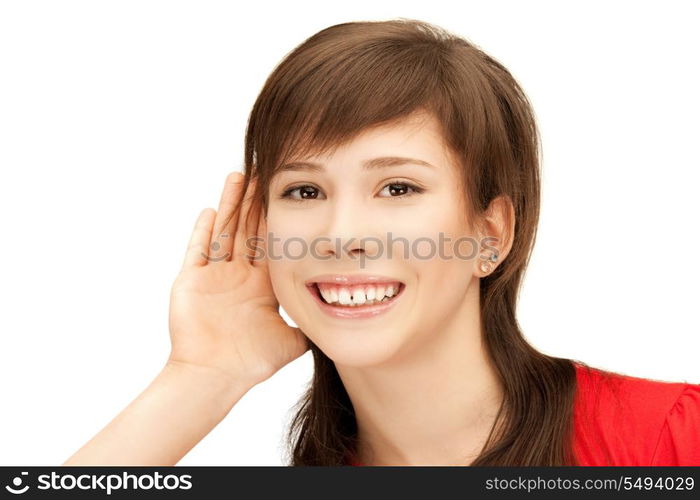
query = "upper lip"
xmin=305 ymin=274 xmax=405 ymax=286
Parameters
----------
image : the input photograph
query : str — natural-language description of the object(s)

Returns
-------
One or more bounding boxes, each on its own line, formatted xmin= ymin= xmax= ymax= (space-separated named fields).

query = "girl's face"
xmin=265 ymin=111 xmax=482 ymax=367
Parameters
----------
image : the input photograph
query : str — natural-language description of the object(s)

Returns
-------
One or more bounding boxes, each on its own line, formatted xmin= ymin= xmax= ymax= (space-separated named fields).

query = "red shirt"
xmin=574 ymin=363 xmax=699 ymax=465
xmin=349 ymin=363 xmax=700 ymax=466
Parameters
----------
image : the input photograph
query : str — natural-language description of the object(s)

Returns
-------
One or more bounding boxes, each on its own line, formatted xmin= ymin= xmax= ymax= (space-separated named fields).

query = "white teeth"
xmin=351 ymin=288 xmax=366 ymax=305
xmin=315 ymin=283 xmax=402 ymax=306
xmin=338 ymin=289 xmax=352 ymax=305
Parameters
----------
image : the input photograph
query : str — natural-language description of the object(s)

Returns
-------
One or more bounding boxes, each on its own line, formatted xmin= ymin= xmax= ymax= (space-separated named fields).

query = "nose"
xmin=313 ymin=200 xmax=382 ymax=262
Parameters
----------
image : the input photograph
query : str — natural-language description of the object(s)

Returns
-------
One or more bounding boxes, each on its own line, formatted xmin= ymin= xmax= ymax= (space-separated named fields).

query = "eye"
xmin=279 ymin=184 xmax=324 ymax=202
xmin=278 ymin=180 xmax=425 ymax=203
xmin=378 ymin=181 xmax=425 ymax=199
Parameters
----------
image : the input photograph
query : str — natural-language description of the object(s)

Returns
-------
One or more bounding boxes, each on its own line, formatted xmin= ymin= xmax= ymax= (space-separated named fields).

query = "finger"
xmin=249 ymin=205 xmax=268 ymax=268
xmin=232 ymin=177 xmax=257 ymax=262
xmin=182 ymin=208 xmax=217 ymax=269
xmin=242 ymin=198 xmax=263 ymax=264
xmin=209 ymin=172 xmax=245 ymax=262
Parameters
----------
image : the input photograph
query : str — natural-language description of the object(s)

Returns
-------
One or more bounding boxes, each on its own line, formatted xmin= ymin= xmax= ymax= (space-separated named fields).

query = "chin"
xmin=305 ymin=327 xmax=411 ymax=368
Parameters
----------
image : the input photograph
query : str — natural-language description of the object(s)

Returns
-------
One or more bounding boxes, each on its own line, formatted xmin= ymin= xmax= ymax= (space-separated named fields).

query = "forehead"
xmin=283 ymin=111 xmax=454 ymax=169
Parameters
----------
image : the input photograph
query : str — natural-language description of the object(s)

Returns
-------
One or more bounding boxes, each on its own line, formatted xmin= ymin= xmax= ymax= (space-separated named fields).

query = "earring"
xmin=479 ymin=251 xmax=499 ymax=274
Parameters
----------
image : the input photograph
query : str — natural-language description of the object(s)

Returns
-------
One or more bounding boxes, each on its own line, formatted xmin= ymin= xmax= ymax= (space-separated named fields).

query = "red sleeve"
xmin=651 ymin=383 xmax=700 ymax=465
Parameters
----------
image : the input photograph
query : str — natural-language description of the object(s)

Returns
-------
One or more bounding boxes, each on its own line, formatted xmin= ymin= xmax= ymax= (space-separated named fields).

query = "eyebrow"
xmin=279 ymin=156 xmax=436 ymax=172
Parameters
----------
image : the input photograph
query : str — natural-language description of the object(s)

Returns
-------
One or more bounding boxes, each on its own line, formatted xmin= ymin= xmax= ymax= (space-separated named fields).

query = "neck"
xmin=336 ymin=280 xmax=504 ymax=466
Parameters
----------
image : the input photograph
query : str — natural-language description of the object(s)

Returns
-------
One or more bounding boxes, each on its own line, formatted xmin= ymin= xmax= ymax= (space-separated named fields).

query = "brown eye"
xmin=280 ymin=181 xmax=424 ymax=203
xmin=379 ymin=182 xmax=424 ymax=198
xmin=280 ymin=185 xmax=322 ymax=202
xmin=297 ymin=186 xmax=318 ymax=199
xmin=388 ymin=184 xmax=408 ymax=196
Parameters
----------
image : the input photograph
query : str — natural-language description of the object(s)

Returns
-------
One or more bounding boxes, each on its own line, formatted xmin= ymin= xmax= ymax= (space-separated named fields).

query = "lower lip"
xmin=306 ymin=283 xmax=405 ymax=319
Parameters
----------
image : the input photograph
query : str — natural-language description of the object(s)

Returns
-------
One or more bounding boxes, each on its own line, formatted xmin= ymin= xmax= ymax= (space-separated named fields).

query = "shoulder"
xmin=572 ymin=362 xmax=700 ymax=466
xmin=650 ymin=379 xmax=700 ymax=465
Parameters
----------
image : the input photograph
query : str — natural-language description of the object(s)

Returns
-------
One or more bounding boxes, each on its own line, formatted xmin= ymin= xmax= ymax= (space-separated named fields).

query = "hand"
xmin=167 ymin=172 xmax=309 ymax=388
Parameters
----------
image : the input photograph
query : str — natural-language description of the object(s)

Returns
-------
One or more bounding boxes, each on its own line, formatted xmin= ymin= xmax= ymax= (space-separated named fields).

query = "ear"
xmin=474 ymin=195 xmax=515 ymax=276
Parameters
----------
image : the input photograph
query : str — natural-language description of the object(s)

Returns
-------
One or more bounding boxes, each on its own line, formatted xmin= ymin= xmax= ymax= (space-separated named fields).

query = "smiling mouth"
xmin=307 ymin=281 xmax=405 ymax=308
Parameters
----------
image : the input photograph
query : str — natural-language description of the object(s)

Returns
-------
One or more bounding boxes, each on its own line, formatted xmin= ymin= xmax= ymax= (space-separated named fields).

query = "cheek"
xmin=265 ymin=214 xmax=317 ymax=261
xmin=408 ymin=255 xmax=474 ymax=336
xmin=393 ymin=207 xmax=474 ymax=261
xmin=399 ymin=208 xmax=476 ymax=305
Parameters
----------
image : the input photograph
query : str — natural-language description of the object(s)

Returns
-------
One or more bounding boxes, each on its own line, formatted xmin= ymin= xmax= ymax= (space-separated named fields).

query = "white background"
xmin=1 ymin=0 xmax=698 ymax=466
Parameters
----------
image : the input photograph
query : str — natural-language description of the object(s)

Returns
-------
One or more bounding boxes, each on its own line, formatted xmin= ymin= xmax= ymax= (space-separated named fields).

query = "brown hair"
xmin=224 ymin=18 xmax=587 ymax=465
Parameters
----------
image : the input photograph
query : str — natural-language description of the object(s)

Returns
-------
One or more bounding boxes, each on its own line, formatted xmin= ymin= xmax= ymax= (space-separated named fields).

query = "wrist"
xmin=161 ymin=359 xmax=256 ymax=416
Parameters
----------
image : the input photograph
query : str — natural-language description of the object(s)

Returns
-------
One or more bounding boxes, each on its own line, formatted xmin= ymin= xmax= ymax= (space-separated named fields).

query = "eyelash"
xmin=279 ymin=181 xmax=425 ymax=203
